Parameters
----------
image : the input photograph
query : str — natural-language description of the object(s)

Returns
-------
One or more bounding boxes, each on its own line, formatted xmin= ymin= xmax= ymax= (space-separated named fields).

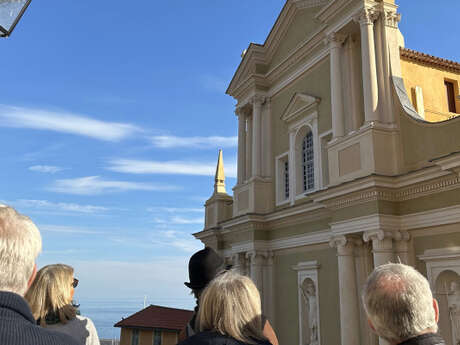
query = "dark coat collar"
xmin=398 ymin=333 xmax=446 ymax=345
xmin=0 ymin=291 xmax=36 ymax=324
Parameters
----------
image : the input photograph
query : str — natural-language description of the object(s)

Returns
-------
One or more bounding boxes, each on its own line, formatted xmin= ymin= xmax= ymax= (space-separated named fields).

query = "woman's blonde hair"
xmin=197 ymin=270 xmax=266 ymax=344
xmin=25 ymin=264 xmax=76 ymax=326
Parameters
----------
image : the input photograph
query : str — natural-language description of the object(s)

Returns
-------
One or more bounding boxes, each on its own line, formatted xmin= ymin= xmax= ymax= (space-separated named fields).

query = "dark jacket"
xmin=398 ymin=333 xmax=446 ymax=345
xmin=178 ymin=331 xmax=272 ymax=345
xmin=0 ymin=291 xmax=81 ymax=345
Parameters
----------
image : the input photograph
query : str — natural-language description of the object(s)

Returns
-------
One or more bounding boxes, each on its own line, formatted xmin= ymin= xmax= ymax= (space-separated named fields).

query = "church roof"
xmin=114 ymin=305 xmax=193 ymax=331
xmin=400 ymin=47 xmax=460 ymax=73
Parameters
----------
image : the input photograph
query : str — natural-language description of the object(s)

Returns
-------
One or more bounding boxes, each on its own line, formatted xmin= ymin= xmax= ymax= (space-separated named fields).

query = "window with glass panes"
xmin=131 ymin=330 xmax=139 ymax=345
xmin=153 ymin=330 xmax=161 ymax=345
xmin=302 ymin=132 xmax=314 ymax=191
xmin=284 ymin=161 xmax=289 ymax=199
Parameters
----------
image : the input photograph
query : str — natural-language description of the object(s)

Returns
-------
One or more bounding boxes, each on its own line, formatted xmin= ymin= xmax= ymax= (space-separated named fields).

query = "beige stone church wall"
xmin=399 ymin=110 xmax=460 ymax=170
xmin=271 ymin=59 xmax=332 ymax=159
xmin=269 ymin=7 xmax=324 ymax=69
xmin=273 ymin=245 xmax=340 ymax=345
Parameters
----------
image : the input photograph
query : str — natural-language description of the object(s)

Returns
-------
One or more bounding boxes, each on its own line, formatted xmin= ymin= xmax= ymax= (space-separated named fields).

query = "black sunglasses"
xmin=72 ymin=278 xmax=79 ymax=288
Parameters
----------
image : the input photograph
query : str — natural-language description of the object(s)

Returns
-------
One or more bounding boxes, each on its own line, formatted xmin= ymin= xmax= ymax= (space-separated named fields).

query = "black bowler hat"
xmin=184 ymin=247 xmax=226 ymax=290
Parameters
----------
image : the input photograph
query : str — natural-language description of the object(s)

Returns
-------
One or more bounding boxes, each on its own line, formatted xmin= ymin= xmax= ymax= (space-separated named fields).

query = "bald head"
xmin=362 ymin=263 xmax=438 ymax=344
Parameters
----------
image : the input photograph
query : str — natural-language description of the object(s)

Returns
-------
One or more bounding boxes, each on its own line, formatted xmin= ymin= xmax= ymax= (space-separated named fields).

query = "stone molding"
xmin=320 ymin=173 xmax=460 ymax=210
xmin=292 ymin=0 xmax=330 ymax=10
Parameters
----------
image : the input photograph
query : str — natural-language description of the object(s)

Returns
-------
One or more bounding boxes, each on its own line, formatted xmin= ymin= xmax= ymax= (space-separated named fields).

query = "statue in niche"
xmin=300 ymin=278 xmax=318 ymax=345
xmin=448 ymin=281 xmax=460 ymax=345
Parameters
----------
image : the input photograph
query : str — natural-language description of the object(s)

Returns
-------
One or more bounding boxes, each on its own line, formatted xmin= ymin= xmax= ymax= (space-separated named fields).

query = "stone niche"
xmin=419 ymin=247 xmax=460 ymax=345
xmin=293 ymin=261 xmax=320 ymax=345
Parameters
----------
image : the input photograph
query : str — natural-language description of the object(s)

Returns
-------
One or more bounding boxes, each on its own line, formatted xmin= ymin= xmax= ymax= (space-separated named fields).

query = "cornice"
xmin=266 ymin=26 xmax=327 ymax=86
xmin=400 ymin=47 xmax=460 ymax=74
xmin=316 ymin=0 xmax=364 ymax=24
xmin=228 ymin=0 xmax=330 ymax=101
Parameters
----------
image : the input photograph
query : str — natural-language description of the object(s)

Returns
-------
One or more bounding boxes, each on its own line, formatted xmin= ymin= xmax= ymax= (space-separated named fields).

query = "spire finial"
xmin=214 ymin=149 xmax=226 ymax=194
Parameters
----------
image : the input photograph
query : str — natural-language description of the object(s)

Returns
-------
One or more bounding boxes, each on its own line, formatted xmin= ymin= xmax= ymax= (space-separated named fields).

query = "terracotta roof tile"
xmin=114 ymin=305 xmax=193 ymax=331
xmin=400 ymin=47 xmax=460 ymax=73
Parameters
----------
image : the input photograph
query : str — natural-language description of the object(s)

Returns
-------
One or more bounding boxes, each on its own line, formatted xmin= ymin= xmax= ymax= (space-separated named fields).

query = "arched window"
xmin=302 ymin=132 xmax=314 ymax=191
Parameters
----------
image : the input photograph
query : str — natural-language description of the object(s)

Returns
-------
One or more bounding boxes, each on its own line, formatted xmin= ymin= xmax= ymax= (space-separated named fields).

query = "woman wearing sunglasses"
xmin=25 ymin=264 xmax=100 ymax=345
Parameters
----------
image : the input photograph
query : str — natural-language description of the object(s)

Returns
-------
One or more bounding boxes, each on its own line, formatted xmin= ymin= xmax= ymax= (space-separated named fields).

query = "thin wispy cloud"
xmin=152 ymin=215 xmax=204 ymax=225
xmin=170 ymin=216 xmax=204 ymax=225
xmin=107 ymin=159 xmax=237 ymax=178
xmin=149 ymin=135 xmax=237 ymax=149
xmin=48 ymin=176 xmax=180 ymax=195
xmin=39 ymin=224 xmax=106 ymax=235
xmin=0 ymin=105 xmax=141 ymax=142
xmin=9 ymin=199 xmax=109 ymax=214
xmin=29 ymin=165 xmax=65 ymax=174
xmin=147 ymin=207 xmax=203 ymax=213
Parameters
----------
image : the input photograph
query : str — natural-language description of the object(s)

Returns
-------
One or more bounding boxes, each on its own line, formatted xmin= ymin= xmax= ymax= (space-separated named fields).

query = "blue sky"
xmin=1 ymin=0 xmax=459 ymax=307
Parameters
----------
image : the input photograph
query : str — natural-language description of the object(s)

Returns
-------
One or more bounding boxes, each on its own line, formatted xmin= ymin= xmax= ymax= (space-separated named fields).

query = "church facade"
xmin=195 ymin=1 xmax=460 ymax=345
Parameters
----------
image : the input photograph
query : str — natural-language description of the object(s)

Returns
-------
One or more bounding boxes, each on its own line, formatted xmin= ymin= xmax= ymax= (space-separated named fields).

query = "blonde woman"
xmin=25 ymin=264 xmax=100 ymax=345
xmin=178 ymin=270 xmax=272 ymax=345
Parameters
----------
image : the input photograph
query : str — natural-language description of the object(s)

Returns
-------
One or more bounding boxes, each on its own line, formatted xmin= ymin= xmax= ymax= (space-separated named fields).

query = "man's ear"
xmin=433 ymin=298 xmax=439 ymax=323
xmin=27 ymin=264 xmax=37 ymax=290
xmin=367 ymin=318 xmax=377 ymax=333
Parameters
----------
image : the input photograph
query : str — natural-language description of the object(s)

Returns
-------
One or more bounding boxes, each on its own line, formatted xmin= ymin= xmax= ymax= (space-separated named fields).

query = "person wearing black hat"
xmin=179 ymin=247 xmax=279 ymax=345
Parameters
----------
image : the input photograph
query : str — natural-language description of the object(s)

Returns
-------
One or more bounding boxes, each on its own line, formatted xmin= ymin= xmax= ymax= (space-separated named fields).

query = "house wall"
xmin=119 ymin=329 xmax=131 ymax=345
xmin=401 ymin=58 xmax=460 ymax=121
xmin=162 ymin=331 xmax=178 ymax=345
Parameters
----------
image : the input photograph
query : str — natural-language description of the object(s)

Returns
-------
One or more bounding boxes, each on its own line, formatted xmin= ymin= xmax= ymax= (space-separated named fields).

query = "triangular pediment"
xmin=281 ymin=92 xmax=320 ymax=123
xmin=227 ymin=0 xmax=331 ymax=98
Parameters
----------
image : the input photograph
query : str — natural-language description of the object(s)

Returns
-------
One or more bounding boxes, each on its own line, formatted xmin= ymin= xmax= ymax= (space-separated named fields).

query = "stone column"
xmin=236 ymin=108 xmax=247 ymax=184
xmin=363 ymin=230 xmax=395 ymax=267
xmin=246 ymin=114 xmax=253 ymax=180
xmin=246 ymin=251 xmax=266 ymax=296
xmin=347 ymin=36 xmax=364 ymax=131
xmin=328 ymin=33 xmax=346 ymax=139
xmin=330 ymin=236 xmax=361 ymax=345
xmin=251 ymin=96 xmax=264 ymax=177
xmin=232 ymin=252 xmax=247 ymax=275
xmin=355 ymin=8 xmax=380 ymax=123
xmin=394 ymin=230 xmax=410 ymax=265
xmin=264 ymin=252 xmax=275 ymax=326
xmin=363 ymin=230 xmax=395 ymax=345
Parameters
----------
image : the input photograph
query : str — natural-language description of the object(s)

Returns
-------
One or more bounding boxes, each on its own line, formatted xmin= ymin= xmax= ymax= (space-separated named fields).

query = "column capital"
xmin=325 ymin=32 xmax=346 ymax=48
xmin=235 ymin=106 xmax=246 ymax=117
xmin=246 ymin=250 xmax=267 ymax=264
xmin=354 ymin=7 xmax=379 ymax=26
xmin=363 ymin=229 xmax=394 ymax=242
xmin=250 ymin=95 xmax=266 ymax=106
xmin=383 ymin=9 xmax=401 ymax=28
xmin=393 ymin=230 xmax=410 ymax=242
xmin=330 ymin=235 xmax=361 ymax=256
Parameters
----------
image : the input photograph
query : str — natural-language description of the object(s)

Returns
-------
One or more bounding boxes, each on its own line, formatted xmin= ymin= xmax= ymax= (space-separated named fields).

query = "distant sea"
xmin=77 ymin=298 xmax=194 ymax=340
xmin=77 ymin=298 xmax=147 ymax=340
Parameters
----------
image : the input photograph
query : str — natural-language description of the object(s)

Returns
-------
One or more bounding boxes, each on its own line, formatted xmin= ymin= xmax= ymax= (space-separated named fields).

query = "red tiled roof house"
xmin=114 ymin=305 xmax=193 ymax=345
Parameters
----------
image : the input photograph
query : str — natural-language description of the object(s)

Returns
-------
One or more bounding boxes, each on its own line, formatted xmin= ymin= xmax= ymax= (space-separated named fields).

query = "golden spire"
xmin=214 ymin=149 xmax=226 ymax=194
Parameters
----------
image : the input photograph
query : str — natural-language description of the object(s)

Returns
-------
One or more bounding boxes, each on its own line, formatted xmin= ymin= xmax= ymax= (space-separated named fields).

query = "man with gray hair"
xmin=362 ymin=263 xmax=445 ymax=345
xmin=0 ymin=205 xmax=80 ymax=345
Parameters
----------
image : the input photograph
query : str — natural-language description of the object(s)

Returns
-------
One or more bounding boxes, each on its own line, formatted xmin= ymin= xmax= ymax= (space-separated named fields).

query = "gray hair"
xmin=362 ymin=263 xmax=437 ymax=344
xmin=0 ymin=205 xmax=42 ymax=295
